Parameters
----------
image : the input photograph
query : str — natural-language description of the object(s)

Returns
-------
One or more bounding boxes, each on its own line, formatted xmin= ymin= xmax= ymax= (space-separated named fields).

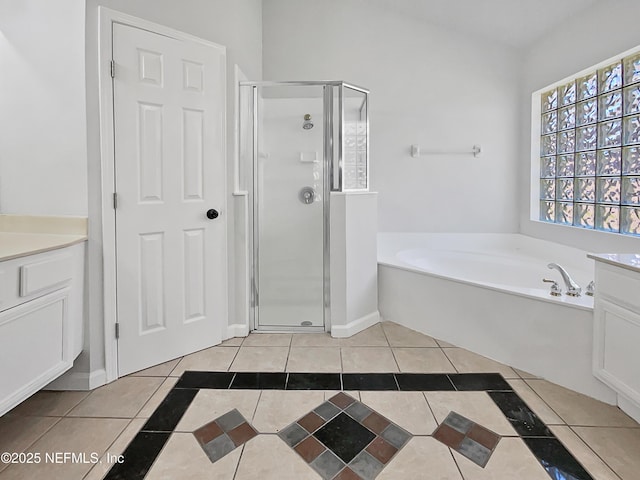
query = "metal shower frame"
xmin=240 ymin=80 xmax=369 ymax=332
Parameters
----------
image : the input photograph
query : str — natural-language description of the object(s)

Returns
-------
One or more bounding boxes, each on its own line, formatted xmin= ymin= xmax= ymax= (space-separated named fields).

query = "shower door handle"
xmin=206 ymin=209 xmax=219 ymax=219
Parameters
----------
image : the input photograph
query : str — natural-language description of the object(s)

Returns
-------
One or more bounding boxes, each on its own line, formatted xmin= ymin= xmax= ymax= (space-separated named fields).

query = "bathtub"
xmin=378 ymin=233 xmax=617 ymax=403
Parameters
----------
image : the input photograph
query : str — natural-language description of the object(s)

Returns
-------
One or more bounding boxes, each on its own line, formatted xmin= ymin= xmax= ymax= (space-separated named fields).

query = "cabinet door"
xmin=0 ymin=290 xmax=70 ymax=416
xmin=593 ymin=298 xmax=640 ymax=405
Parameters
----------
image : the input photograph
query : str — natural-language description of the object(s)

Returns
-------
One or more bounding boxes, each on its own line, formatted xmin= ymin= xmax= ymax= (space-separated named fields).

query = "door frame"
xmin=98 ymin=7 xmax=227 ymax=381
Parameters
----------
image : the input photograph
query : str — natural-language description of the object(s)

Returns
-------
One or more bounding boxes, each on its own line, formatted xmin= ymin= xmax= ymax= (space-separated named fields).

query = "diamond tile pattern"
xmin=193 ymin=409 xmax=257 ymax=463
xmin=104 ymin=366 xmax=600 ymax=480
xmin=432 ymin=411 xmax=501 ymax=468
xmin=278 ymin=393 xmax=412 ymax=479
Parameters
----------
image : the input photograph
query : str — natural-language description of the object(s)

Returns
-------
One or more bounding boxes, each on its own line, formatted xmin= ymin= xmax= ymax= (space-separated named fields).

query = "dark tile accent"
xmin=458 ymin=437 xmax=492 ymax=467
xmin=448 ymin=373 xmax=512 ymax=391
xmin=230 ymin=372 xmax=287 ymax=390
xmin=362 ymin=412 xmax=390 ymax=435
xmin=365 ymin=436 xmax=397 ymax=464
xmin=142 ymin=388 xmax=198 ymax=432
xmin=103 ymin=431 xmax=170 ymax=480
xmin=524 ymin=437 xmax=594 ymax=480
xmin=433 ymin=423 xmax=465 ymax=449
xmin=279 ymin=393 xmax=413 ymax=479
xmin=334 ymin=467 xmax=362 ymax=480
xmin=202 ymin=433 xmax=236 ymax=463
xmin=287 ymin=373 xmax=342 ymax=390
xmin=215 ymin=409 xmax=245 ymax=431
xmin=349 ymin=451 xmax=384 ymax=480
xmin=467 ymin=423 xmax=500 ymax=451
xmin=488 ymin=391 xmax=554 ymax=437
xmin=227 ymin=422 xmax=257 ymax=447
xmin=174 ymin=371 xmax=234 ymax=389
xmin=111 ymin=371 xmax=593 ymax=480
xmin=298 ymin=411 xmax=327 ymax=433
xmin=294 ymin=435 xmax=327 ymax=463
xmin=193 ymin=420 xmax=224 ymax=445
xmin=443 ymin=411 xmax=474 ymax=434
xmin=342 ymin=373 xmax=398 ymax=391
xmin=433 ymin=412 xmax=501 ymax=469
xmin=314 ymin=413 xmax=377 ymax=463
xmin=310 ymin=450 xmax=346 ymax=480
xmin=329 ymin=392 xmax=357 ymax=409
xmin=395 ymin=373 xmax=455 ymax=391
xmin=314 ymin=401 xmax=341 ymax=421
xmin=194 ymin=409 xmax=256 ymax=464
xmin=379 ymin=424 xmax=411 ymax=449
xmin=278 ymin=422 xmax=309 ymax=448
xmin=345 ymin=402 xmax=373 ymax=422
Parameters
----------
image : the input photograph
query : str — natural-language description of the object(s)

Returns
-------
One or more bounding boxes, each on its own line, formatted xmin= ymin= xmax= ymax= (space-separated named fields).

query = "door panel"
xmin=113 ymin=23 xmax=226 ymax=375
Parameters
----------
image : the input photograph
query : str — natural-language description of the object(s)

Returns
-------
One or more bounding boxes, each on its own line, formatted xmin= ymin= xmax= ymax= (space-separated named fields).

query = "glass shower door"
xmin=254 ymin=85 xmax=326 ymax=329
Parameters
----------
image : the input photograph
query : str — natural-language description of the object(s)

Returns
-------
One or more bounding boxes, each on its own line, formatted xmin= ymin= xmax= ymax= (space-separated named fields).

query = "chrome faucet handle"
xmin=542 ymin=278 xmax=562 ymax=296
xmin=586 ymin=281 xmax=595 ymax=296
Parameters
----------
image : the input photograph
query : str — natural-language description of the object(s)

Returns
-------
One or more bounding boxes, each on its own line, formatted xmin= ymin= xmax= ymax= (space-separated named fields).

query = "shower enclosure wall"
xmin=239 ymin=81 xmax=369 ymax=332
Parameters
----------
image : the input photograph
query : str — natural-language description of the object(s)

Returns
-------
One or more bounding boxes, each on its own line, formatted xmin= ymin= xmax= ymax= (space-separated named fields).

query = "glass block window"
xmin=538 ymin=50 xmax=640 ymax=236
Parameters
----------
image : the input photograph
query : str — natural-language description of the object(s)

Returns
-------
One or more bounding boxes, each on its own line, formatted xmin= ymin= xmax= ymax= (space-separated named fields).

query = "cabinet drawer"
xmin=19 ymin=254 xmax=72 ymax=297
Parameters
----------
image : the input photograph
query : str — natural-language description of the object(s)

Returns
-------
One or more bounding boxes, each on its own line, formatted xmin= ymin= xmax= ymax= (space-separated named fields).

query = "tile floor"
xmin=0 ymin=322 xmax=637 ymax=479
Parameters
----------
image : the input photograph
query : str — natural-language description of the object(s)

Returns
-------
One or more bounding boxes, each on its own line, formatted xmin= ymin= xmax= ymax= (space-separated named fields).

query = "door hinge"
xmin=115 ymin=322 xmax=120 ymax=339
xmin=110 ymin=60 xmax=115 ymax=78
xmin=113 ymin=192 xmax=118 ymax=209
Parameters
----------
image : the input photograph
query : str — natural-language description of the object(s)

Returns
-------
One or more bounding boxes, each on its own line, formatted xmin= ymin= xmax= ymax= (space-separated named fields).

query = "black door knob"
xmin=206 ymin=209 xmax=219 ymax=219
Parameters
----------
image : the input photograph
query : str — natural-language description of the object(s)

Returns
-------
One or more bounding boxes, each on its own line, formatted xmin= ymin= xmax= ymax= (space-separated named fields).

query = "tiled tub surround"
xmin=0 ymin=323 xmax=638 ymax=480
xmin=378 ymin=233 xmax=618 ymax=404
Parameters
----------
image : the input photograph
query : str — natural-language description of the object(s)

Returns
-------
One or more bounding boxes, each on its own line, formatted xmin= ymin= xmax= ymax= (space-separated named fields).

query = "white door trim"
xmin=98 ymin=7 xmax=227 ymax=382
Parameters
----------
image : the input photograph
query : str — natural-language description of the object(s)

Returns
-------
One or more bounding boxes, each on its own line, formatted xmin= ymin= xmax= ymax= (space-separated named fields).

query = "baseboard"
xmin=331 ymin=311 xmax=380 ymax=338
xmin=619 ymin=394 xmax=640 ymax=424
xmin=45 ymin=368 xmax=107 ymax=391
xmin=226 ymin=323 xmax=249 ymax=339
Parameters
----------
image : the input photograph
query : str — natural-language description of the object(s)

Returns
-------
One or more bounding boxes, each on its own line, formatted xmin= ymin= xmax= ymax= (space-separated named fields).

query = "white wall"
xmin=262 ymin=0 xmax=521 ymax=233
xmin=330 ymin=192 xmax=379 ymax=337
xmin=519 ymin=0 xmax=640 ymax=253
xmin=0 ymin=0 xmax=87 ymax=215
xmin=79 ymin=0 xmax=262 ymax=383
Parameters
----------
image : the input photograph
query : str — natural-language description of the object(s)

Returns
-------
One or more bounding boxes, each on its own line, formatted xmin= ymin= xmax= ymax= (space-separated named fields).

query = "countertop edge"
xmin=587 ymin=253 xmax=640 ymax=274
xmin=0 ymin=236 xmax=87 ymax=262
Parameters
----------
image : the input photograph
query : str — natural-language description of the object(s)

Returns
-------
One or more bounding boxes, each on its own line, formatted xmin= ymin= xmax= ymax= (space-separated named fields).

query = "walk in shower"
xmin=239 ymin=81 xmax=369 ymax=331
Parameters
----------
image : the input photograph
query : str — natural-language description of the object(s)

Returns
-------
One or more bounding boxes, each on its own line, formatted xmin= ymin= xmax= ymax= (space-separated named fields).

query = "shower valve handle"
xmin=206 ymin=209 xmax=219 ymax=219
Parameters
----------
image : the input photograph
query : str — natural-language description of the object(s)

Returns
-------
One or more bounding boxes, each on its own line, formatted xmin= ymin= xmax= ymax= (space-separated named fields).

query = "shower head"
xmin=303 ymin=114 xmax=314 ymax=130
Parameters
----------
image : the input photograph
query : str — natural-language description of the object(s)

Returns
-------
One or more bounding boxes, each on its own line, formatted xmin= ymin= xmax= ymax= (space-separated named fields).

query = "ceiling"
xmin=367 ymin=0 xmax=599 ymax=49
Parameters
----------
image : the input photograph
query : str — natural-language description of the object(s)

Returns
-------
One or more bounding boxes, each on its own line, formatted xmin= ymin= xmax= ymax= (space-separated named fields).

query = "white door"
xmin=113 ymin=23 xmax=226 ymax=376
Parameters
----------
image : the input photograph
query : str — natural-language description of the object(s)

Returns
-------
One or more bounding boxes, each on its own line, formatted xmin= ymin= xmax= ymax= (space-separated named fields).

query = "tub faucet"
xmin=547 ymin=263 xmax=582 ymax=297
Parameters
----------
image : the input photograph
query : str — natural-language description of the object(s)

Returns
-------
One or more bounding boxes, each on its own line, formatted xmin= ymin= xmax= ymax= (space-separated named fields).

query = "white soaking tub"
xmin=378 ymin=233 xmax=616 ymax=403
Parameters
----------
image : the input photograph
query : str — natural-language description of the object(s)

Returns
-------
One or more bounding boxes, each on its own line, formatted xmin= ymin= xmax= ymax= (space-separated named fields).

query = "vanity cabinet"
xmin=590 ymin=256 xmax=640 ymax=422
xmin=0 ymin=243 xmax=85 ymax=415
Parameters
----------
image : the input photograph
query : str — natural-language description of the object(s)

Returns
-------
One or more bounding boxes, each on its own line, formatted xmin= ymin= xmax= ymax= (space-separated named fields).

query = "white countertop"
xmin=587 ymin=253 xmax=640 ymax=274
xmin=0 ymin=215 xmax=88 ymax=261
